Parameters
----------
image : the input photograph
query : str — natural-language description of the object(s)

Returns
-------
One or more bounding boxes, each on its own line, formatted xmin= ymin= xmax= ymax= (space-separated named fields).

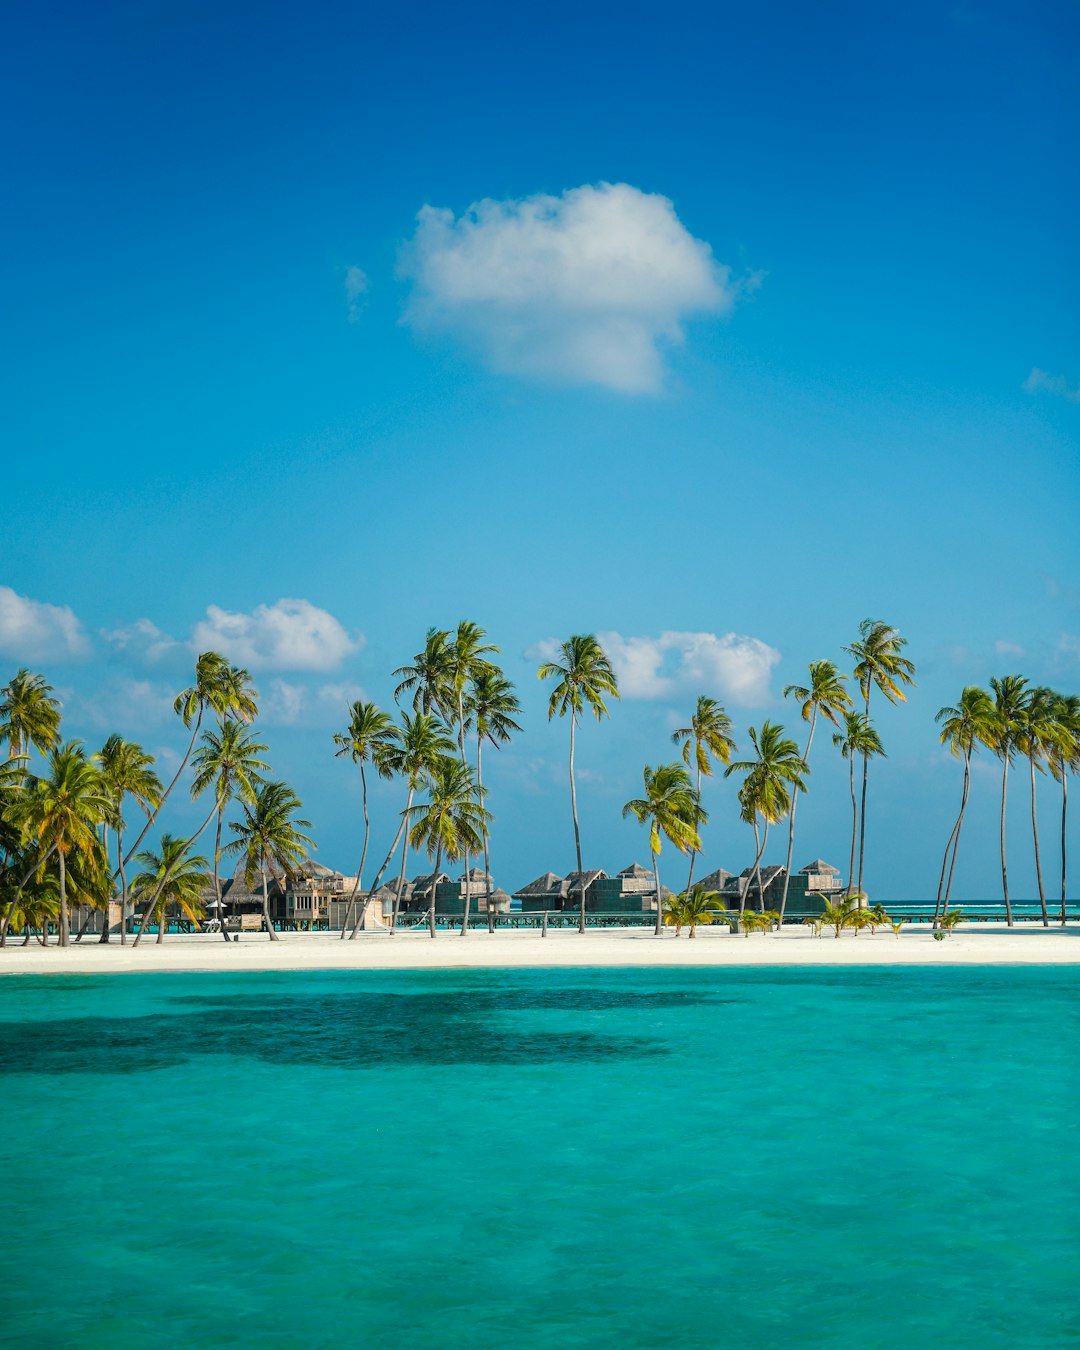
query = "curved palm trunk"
xmin=57 ymin=841 xmax=69 ymax=947
xmin=0 ymin=842 xmax=59 ymax=946
xmin=569 ymin=714 xmax=586 ymax=934
xmin=1030 ymin=753 xmax=1048 ymax=926
xmin=846 ymin=754 xmax=858 ymax=898
xmin=458 ymin=699 xmax=472 ymax=938
xmin=857 ymin=689 xmax=871 ymax=897
xmin=1000 ymin=756 xmax=1013 ymax=927
xmin=428 ymin=843 xmax=443 ymax=939
xmin=96 ymin=824 xmax=111 ymax=944
xmin=340 ymin=763 xmax=370 ymax=938
xmin=686 ymin=759 xmax=702 ymax=894
xmin=935 ymin=750 xmax=971 ymax=924
xmin=1061 ymin=770 xmax=1069 ymax=927
xmin=156 ymin=900 xmax=166 ymax=943
xmin=212 ymin=803 xmax=231 ymax=942
xmin=653 ymin=849 xmax=663 ymax=936
xmin=117 ymin=826 xmax=128 ymax=945
xmin=780 ymin=711 xmax=818 ymax=925
xmin=133 ymin=797 xmax=220 ymax=946
xmin=753 ymin=820 xmax=770 ymax=913
xmin=389 ymin=788 xmax=416 ymax=935
xmin=260 ymin=862 xmax=278 ymax=940
xmin=355 ymin=789 xmax=412 ymax=938
xmin=477 ymin=734 xmax=493 ymax=919
xmin=119 ymin=708 xmax=204 ymax=874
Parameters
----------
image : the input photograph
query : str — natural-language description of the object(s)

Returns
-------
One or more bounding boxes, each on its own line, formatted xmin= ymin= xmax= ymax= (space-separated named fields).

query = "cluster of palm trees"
xmin=1 ymin=613 xmax=1077 ymax=947
xmin=0 ymin=657 xmax=312 ymax=946
xmin=934 ymin=678 xmax=1079 ymax=927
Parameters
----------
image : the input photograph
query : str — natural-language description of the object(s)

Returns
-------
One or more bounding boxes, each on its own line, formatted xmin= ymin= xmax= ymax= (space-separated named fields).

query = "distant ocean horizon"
xmin=2 ymin=966 xmax=1077 ymax=1348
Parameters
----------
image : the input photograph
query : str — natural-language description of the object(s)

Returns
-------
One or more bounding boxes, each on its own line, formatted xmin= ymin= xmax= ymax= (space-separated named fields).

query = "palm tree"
xmin=97 ymin=736 xmax=162 ymax=945
xmin=1017 ymin=687 xmax=1063 ymax=927
xmin=665 ymin=888 xmax=725 ymax=938
xmin=538 ymin=635 xmax=620 ymax=933
xmin=351 ymin=712 xmax=457 ymax=937
xmin=393 ymin=628 xmax=454 ymax=716
xmin=445 ymin=622 xmax=499 ymax=936
xmin=933 ymin=687 xmax=995 ymax=924
xmin=129 ymin=836 xmax=210 ymax=943
xmin=623 ymin=763 xmax=703 ymax=936
xmin=844 ymin=619 xmax=916 ymax=896
xmin=986 ymin=675 xmax=1030 ymax=927
xmin=819 ymin=895 xmax=858 ymax=937
xmin=725 ymin=723 xmax=807 ymax=915
xmin=192 ymin=722 xmax=269 ymax=940
xmin=832 ymin=712 xmax=885 ymax=899
xmin=670 ymin=696 xmax=735 ymax=894
xmin=1048 ymin=693 xmax=1080 ymax=926
xmin=408 ymin=758 xmax=489 ymax=938
xmin=333 ymin=701 xmax=399 ymax=937
xmin=468 ymin=668 xmax=522 ymax=917
xmin=0 ymin=668 xmax=61 ymax=769
xmin=779 ymin=662 xmax=851 ymax=922
xmin=7 ymin=742 xmax=110 ymax=946
xmin=120 ymin=652 xmax=238 ymax=867
xmin=225 ymin=782 xmax=314 ymax=940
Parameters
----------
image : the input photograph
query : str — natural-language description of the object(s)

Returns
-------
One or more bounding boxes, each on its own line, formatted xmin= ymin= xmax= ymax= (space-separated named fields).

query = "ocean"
xmin=1 ymin=965 xmax=1076 ymax=1348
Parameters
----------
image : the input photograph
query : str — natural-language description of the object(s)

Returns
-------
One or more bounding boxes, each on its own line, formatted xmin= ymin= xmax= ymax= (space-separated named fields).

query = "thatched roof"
xmin=490 ymin=888 xmax=512 ymax=905
xmin=566 ymin=869 xmax=606 ymax=893
xmin=512 ymin=872 xmax=564 ymax=898
xmin=801 ymin=859 xmax=840 ymax=875
xmin=696 ymin=868 xmax=732 ymax=891
xmin=459 ymin=867 xmax=492 ymax=882
xmin=618 ymin=862 xmax=652 ymax=879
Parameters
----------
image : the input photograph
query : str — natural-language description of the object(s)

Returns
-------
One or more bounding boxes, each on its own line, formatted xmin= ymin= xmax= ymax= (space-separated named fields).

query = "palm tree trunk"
xmin=936 ymin=752 xmax=971 ymax=923
xmin=1030 ymin=753 xmax=1048 ymax=926
xmin=58 ymin=842 xmax=69 ymax=947
xmin=847 ymin=754 xmax=858 ymax=898
xmin=477 ymin=734 xmax=493 ymax=918
xmin=212 ymin=803 xmax=231 ymax=942
xmin=0 ymin=842 xmax=59 ymax=946
xmin=133 ymin=797 xmax=220 ymax=946
xmin=97 ymin=823 xmax=111 ymax=944
xmin=1060 ymin=770 xmax=1068 ymax=927
xmin=686 ymin=759 xmax=701 ymax=894
xmin=429 ymin=842 xmax=443 ymax=939
xmin=1000 ymin=756 xmax=1013 ymax=927
xmin=780 ymin=711 xmax=817 ymax=925
xmin=458 ymin=696 xmax=472 ymax=938
xmin=857 ymin=689 xmax=870 ymax=899
xmin=754 ymin=820 xmax=770 ymax=912
xmin=569 ymin=714 xmax=586 ymax=934
xmin=156 ymin=900 xmax=166 ymax=943
xmin=356 ymin=791 xmax=411 ymax=938
xmin=117 ymin=826 xmax=128 ymax=945
xmin=389 ymin=788 xmax=415 ymax=934
xmin=118 ymin=708 xmax=204 ymax=873
xmin=260 ymin=863 xmax=278 ymax=940
xmin=653 ymin=848 xmax=663 ymax=936
xmin=340 ymin=762 xmax=370 ymax=938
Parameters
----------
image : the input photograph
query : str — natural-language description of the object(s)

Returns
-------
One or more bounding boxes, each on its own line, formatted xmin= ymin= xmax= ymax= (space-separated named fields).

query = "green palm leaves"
xmin=98 ymin=736 xmax=163 ymax=944
xmin=670 ymin=696 xmax=734 ymax=893
xmin=623 ymin=762 xmax=703 ymax=935
xmin=130 ymin=835 xmax=210 ymax=943
xmin=933 ymin=686 xmax=995 ymax=923
xmin=333 ymin=700 xmax=398 ymax=936
xmin=664 ymin=888 xmax=725 ymax=938
xmin=0 ymin=668 xmax=61 ymax=766
xmin=226 ymin=782 xmax=315 ymax=941
xmin=408 ymin=758 xmax=490 ymax=936
xmin=539 ymin=635 xmax=619 ymax=933
xmin=726 ymin=723 xmax=807 ymax=913
xmin=832 ymin=712 xmax=885 ymax=900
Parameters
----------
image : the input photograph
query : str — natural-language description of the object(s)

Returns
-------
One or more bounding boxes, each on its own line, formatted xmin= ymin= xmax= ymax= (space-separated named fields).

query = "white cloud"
xmin=262 ymin=678 xmax=367 ymax=727
xmin=344 ymin=265 xmax=368 ymax=321
xmin=1023 ymin=368 xmax=1080 ymax=403
xmin=191 ymin=599 xmax=361 ymax=672
xmin=102 ymin=617 xmax=182 ymax=663
xmin=523 ymin=637 xmax=563 ymax=664
xmin=0 ymin=586 xmax=89 ymax=662
xmin=994 ymin=640 xmax=1025 ymax=657
xmin=401 ymin=182 xmax=744 ymax=393
xmin=71 ymin=678 xmax=176 ymax=731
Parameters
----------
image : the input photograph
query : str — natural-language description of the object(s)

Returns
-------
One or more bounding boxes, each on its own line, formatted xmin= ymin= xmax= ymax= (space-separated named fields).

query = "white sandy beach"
xmin=1 ymin=923 xmax=1078 ymax=975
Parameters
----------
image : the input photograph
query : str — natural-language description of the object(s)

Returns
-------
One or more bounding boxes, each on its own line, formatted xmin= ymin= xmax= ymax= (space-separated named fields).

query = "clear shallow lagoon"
xmin=2 ymin=966 xmax=1077 ymax=1349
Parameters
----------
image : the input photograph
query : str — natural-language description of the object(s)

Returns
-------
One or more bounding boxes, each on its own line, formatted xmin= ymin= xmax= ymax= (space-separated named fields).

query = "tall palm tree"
xmin=831 ymin=712 xmax=885 ymax=899
xmin=97 ymin=736 xmax=162 ymax=945
xmin=8 ymin=742 xmax=110 ymax=946
xmin=467 ymin=668 xmax=522 ymax=917
xmin=844 ymin=619 xmax=916 ymax=896
xmin=622 ymin=763 xmax=703 ymax=936
xmin=351 ymin=712 xmax=457 ymax=937
xmin=225 ymin=782 xmax=314 ymax=940
xmin=393 ymin=628 xmax=454 ymax=716
xmin=933 ymin=687 xmax=995 ymax=923
xmin=120 ymin=652 xmax=237 ymax=868
xmin=0 ymin=668 xmax=62 ymax=768
xmin=779 ymin=662 xmax=851 ymax=922
xmin=725 ymin=723 xmax=807 ymax=914
xmin=130 ymin=836 xmax=210 ymax=943
xmin=192 ymin=722 xmax=269 ymax=941
xmin=538 ymin=635 xmax=620 ymax=933
xmin=408 ymin=757 xmax=489 ymax=938
xmin=445 ymin=622 xmax=499 ymax=935
xmin=986 ymin=674 xmax=1030 ymax=927
xmin=1017 ymin=687 xmax=1061 ymax=927
xmin=333 ymin=700 xmax=399 ymax=937
xmin=1048 ymin=692 xmax=1080 ymax=926
xmin=670 ymin=696 xmax=735 ymax=894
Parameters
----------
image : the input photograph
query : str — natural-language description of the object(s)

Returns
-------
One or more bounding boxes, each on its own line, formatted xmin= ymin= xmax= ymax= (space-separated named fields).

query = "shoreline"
xmin=2 ymin=923 xmax=1078 ymax=975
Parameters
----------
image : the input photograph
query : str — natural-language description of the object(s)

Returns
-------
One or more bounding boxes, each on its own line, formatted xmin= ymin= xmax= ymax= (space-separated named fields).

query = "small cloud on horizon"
xmin=0 ymin=585 xmax=90 ymax=664
xmin=1023 ymin=367 xmax=1080 ymax=403
xmin=344 ymin=265 xmax=368 ymax=321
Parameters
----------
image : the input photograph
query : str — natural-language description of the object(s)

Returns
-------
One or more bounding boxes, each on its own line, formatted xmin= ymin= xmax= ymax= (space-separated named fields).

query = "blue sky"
xmin=2 ymin=0 xmax=1078 ymax=899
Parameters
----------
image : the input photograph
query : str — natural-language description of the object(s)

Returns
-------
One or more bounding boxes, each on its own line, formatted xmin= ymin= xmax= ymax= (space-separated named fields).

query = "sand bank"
xmin=1 ymin=923 xmax=1078 ymax=975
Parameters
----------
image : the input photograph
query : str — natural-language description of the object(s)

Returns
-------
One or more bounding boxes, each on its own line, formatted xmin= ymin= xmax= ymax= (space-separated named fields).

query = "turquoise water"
xmin=2 ymin=967 xmax=1077 ymax=1349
